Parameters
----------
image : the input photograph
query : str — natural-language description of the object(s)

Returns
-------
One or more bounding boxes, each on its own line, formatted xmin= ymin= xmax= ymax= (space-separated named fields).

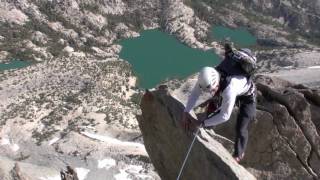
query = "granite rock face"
xmin=243 ymin=0 xmax=320 ymax=39
xmin=214 ymin=76 xmax=320 ymax=179
xmin=138 ymin=75 xmax=320 ymax=180
xmin=138 ymin=87 xmax=256 ymax=180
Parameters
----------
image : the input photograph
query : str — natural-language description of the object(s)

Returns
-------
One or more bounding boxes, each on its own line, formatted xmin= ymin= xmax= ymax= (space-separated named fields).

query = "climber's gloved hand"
xmin=190 ymin=117 xmax=204 ymax=129
xmin=182 ymin=112 xmax=203 ymax=134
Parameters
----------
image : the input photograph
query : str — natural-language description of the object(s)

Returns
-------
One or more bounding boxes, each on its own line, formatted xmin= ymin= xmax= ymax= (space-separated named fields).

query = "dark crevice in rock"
xmin=125 ymin=154 xmax=151 ymax=164
xmin=258 ymin=84 xmax=316 ymax=145
xmin=292 ymin=147 xmax=318 ymax=179
xmin=295 ymin=88 xmax=320 ymax=135
xmin=296 ymin=88 xmax=320 ymax=106
xmin=270 ymin=109 xmax=318 ymax=179
xmin=306 ymin=149 xmax=319 ymax=180
xmin=256 ymin=104 xmax=272 ymax=113
xmin=166 ymin=106 xmax=176 ymax=125
xmin=285 ymin=135 xmax=317 ymax=178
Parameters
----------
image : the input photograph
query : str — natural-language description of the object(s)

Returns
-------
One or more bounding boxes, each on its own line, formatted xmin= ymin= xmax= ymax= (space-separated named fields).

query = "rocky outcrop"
xmin=0 ymin=6 xmax=29 ymax=25
xmin=31 ymin=31 xmax=49 ymax=45
xmin=249 ymin=76 xmax=320 ymax=179
xmin=162 ymin=0 xmax=210 ymax=49
xmin=138 ymin=86 xmax=256 ymax=180
xmin=138 ymin=75 xmax=320 ymax=180
xmin=216 ymin=76 xmax=320 ymax=179
xmin=0 ymin=51 xmax=9 ymax=63
xmin=243 ymin=0 xmax=320 ymax=39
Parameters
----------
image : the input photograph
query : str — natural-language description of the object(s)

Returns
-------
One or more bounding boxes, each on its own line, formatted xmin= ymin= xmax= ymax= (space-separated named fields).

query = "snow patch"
xmin=98 ymin=158 xmax=116 ymax=169
xmin=81 ymin=131 xmax=144 ymax=148
xmin=11 ymin=144 xmax=19 ymax=152
xmin=1 ymin=135 xmax=19 ymax=152
xmin=283 ymin=66 xmax=293 ymax=69
xmin=75 ymin=167 xmax=90 ymax=180
xmin=137 ymin=174 xmax=153 ymax=179
xmin=1 ymin=136 xmax=10 ymax=145
xmin=126 ymin=165 xmax=143 ymax=174
xmin=114 ymin=165 xmax=152 ymax=180
xmin=39 ymin=175 xmax=61 ymax=180
xmin=48 ymin=137 xmax=60 ymax=145
xmin=308 ymin=66 xmax=320 ymax=69
xmin=114 ymin=169 xmax=130 ymax=180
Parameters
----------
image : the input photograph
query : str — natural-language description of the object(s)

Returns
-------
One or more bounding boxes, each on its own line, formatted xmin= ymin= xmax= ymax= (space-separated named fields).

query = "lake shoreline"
xmin=0 ymin=59 xmax=32 ymax=71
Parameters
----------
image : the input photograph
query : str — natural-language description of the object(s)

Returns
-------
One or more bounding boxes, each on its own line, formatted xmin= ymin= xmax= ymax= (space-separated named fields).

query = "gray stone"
xmin=0 ymin=51 xmax=9 ymax=63
xmin=214 ymin=75 xmax=320 ymax=179
xmin=62 ymin=46 xmax=74 ymax=56
xmin=138 ymin=89 xmax=256 ymax=180
xmin=139 ymin=75 xmax=320 ymax=180
xmin=83 ymin=11 xmax=107 ymax=31
xmin=31 ymin=31 xmax=48 ymax=45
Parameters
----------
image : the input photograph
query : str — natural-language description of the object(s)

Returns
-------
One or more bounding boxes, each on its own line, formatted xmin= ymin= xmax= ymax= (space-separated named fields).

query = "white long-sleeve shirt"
xmin=184 ymin=76 xmax=252 ymax=127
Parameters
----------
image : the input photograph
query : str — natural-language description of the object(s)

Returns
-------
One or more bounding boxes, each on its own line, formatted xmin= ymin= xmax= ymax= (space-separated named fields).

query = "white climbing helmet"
xmin=198 ymin=67 xmax=220 ymax=91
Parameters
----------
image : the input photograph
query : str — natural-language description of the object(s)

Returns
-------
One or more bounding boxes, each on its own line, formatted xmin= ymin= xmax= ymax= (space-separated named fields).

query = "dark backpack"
xmin=231 ymin=48 xmax=257 ymax=76
xmin=216 ymin=48 xmax=257 ymax=94
xmin=216 ymin=48 xmax=257 ymax=78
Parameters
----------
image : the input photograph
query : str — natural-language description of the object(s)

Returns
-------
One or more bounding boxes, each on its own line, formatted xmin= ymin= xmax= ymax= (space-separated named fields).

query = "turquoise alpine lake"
xmin=0 ymin=59 xmax=31 ymax=71
xmin=211 ymin=26 xmax=256 ymax=47
xmin=119 ymin=26 xmax=256 ymax=89
xmin=119 ymin=29 xmax=220 ymax=89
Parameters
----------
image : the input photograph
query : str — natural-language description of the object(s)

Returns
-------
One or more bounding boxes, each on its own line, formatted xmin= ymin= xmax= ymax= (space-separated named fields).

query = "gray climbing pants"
xmin=234 ymin=93 xmax=256 ymax=157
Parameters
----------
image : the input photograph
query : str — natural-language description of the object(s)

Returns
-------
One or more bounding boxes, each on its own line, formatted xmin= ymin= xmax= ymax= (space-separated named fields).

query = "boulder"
xmin=83 ymin=11 xmax=107 ymax=31
xmin=0 ymin=8 xmax=29 ymax=25
xmin=0 ymin=51 xmax=9 ymax=63
xmin=31 ymin=31 xmax=48 ymax=45
xmin=114 ymin=23 xmax=139 ymax=39
xmin=91 ymin=47 xmax=113 ymax=58
xmin=62 ymin=46 xmax=75 ymax=56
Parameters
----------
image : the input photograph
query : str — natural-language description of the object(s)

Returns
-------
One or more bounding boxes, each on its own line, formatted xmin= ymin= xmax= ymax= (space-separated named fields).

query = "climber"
xmin=182 ymin=43 xmax=257 ymax=163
